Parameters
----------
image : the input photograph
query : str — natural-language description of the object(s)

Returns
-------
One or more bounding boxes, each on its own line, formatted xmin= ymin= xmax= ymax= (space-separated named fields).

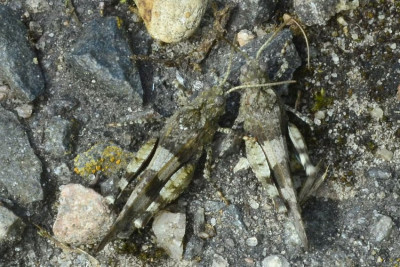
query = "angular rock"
xmin=43 ymin=116 xmax=76 ymax=157
xmin=366 ymin=167 xmax=392 ymax=180
xmin=228 ymin=29 xmax=301 ymax=96
xmin=369 ymin=214 xmax=394 ymax=243
xmin=230 ymin=0 xmax=277 ymax=30
xmin=294 ymin=0 xmax=338 ymax=26
xmin=0 ymin=5 xmax=45 ymax=102
xmin=211 ymin=254 xmax=229 ymax=267
xmin=0 ymin=206 xmax=26 ymax=251
xmin=152 ymin=211 xmax=186 ymax=260
xmin=25 ymin=0 xmax=50 ymax=13
xmin=53 ymin=184 xmax=114 ymax=245
xmin=66 ymin=17 xmax=143 ymax=105
xmin=294 ymin=0 xmax=359 ymax=26
xmin=0 ymin=106 xmax=43 ymax=206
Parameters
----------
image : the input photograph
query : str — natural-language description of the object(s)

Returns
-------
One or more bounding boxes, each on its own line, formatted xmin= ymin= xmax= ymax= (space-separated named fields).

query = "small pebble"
xmin=375 ymin=148 xmax=393 ymax=161
xmin=314 ymin=110 xmax=326 ymax=120
xmin=53 ymin=184 xmax=114 ymax=245
xmin=262 ymin=255 xmax=290 ymax=267
xmin=370 ymin=106 xmax=383 ymax=121
xmin=233 ymin=157 xmax=250 ymax=173
xmin=152 ymin=211 xmax=186 ymax=260
xmin=246 ymin=236 xmax=258 ymax=247
xmin=135 ymin=0 xmax=208 ymax=43
xmin=370 ymin=214 xmax=394 ymax=243
xmin=237 ymin=29 xmax=256 ymax=47
xmin=14 ymin=104 xmax=33 ymax=119
xmin=211 ymin=254 xmax=229 ymax=267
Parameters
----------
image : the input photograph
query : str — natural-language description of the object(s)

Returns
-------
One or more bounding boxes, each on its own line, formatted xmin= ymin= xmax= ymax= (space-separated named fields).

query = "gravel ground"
xmin=0 ymin=0 xmax=399 ymax=266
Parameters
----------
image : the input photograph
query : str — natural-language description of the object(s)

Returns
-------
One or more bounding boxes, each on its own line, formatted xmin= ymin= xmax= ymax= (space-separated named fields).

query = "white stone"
xmin=211 ymin=254 xmax=229 ymax=267
xmin=152 ymin=210 xmax=186 ymax=260
xmin=246 ymin=236 xmax=258 ymax=247
xmin=237 ymin=29 xmax=256 ymax=47
xmin=370 ymin=214 xmax=394 ymax=243
xmin=376 ymin=148 xmax=393 ymax=161
xmin=14 ymin=104 xmax=33 ymax=119
xmin=370 ymin=106 xmax=383 ymax=121
xmin=262 ymin=255 xmax=290 ymax=267
xmin=26 ymin=0 xmax=50 ymax=13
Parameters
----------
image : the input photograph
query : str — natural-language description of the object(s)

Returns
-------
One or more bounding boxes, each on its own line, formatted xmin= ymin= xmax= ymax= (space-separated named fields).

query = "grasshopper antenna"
xmin=256 ymin=14 xmax=310 ymax=69
xmin=283 ymin=14 xmax=310 ymax=69
xmin=225 ymin=80 xmax=296 ymax=95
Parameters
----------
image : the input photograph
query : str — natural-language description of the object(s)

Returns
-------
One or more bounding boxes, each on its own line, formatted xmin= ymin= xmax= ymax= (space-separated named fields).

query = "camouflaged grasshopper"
xmin=95 ymin=46 xmax=296 ymax=253
xmin=230 ymin=19 xmax=328 ymax=249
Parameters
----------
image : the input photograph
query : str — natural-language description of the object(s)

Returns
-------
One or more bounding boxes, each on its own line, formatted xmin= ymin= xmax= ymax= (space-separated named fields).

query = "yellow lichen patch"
xmin=74 ymin=142 xmax=134 ymax=180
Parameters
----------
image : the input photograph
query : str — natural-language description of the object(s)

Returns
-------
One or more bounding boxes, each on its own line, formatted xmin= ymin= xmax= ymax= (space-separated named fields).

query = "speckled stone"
xmin=53 ymin=184 xmax=114 ymax=245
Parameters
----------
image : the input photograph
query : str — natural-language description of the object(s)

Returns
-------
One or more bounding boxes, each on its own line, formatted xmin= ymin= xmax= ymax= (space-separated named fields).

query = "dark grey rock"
xmin=0 ymin=206 xmax=26 ymax=252
xmin=43 ymin=116 xmax=76 ymax=157
xmin=227 ymin=29 xmax=301 ymax=96
xmin=0 ymin=5 xmax=45 ymax=102
xmin=184 ymin=235 xmax=204 ymax=261
xmin=66 ymin=17 xmax=143 ymax=105
xmin=0 ymin=106 xmax=43 ymax=206
xmin=294 ymin=0 xmax=339 ymax=26
xmin=230 ymin=0 xmax=278 ymax=31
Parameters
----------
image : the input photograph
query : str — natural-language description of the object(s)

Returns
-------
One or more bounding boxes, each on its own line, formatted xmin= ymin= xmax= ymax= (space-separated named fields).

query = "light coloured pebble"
xmin=53 ymin=184 xmax=114 ymax=245
xmin=14 ymin=104 xmax=33 ymax=119
xmin=370 ymin=214 xmax=394 ymax=243
xmin=375 ymin=148 xmax=393 ymax=161
xmin=152 ymin=211 xmax=186 ymax=260
xmin=0 ymin=85 xmax=10 ymax=101
xmin=314 ymin=110 xmax=325 ymax=120
xmin=211 ymin=254 xmax=229 ymax=267
xmin=26 ymin=0 xmax=50 ymax=13
xmin=246 ymin=236 xmax=258 ymax=247
xmin=262 ymin=255 xmax=290 ymax=267
xmin=233 ymin=157 xmax=250 ymax=173
xmin=237 ymin=29 xmax=256 ymax=47
xmin=370 ymin=106 xmax=384 ymax=120
xmin=249 ymin=199 xmax=259 ymax=209
xmin=135 ymin=0 xmax=208 ymax=43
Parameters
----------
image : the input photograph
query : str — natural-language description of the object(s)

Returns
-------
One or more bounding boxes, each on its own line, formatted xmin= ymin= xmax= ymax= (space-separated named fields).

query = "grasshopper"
xmin=231 ymin=20 xmax=327 ymax=249
xmin=94 ymin=45 xmax=295 ymax=253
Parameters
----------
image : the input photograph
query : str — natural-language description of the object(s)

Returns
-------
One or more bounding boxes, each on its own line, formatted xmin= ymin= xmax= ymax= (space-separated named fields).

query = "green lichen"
xmin=312 ymin=88 xmax=334 ymax=112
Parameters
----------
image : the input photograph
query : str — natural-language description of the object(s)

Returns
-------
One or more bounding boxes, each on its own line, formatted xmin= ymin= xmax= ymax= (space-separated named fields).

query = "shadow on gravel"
xmin=303 ymin=198 xmax=340 ymax=249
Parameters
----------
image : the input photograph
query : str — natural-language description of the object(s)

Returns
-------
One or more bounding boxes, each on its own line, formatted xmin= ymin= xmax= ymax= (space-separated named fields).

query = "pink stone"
xmin=53 ymin=184 xmax=114 ymax=245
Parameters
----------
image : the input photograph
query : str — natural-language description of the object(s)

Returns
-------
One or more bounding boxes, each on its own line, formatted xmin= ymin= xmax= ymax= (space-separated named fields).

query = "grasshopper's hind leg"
xmin=132 ymin=162 xmax=196 ymax=230
xmin=244 ymin=136 xmax=287 ymax=214
xmin=288 ymin=123 xmax=328 ymax=204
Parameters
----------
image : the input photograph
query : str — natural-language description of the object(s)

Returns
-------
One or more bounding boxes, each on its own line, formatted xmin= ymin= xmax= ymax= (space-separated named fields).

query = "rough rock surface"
xmin=0 ymin=106 xmax=43 ymax=206
xmin=152 ymin=211 xmax=186 ymax=260
xmin=0 ymin=5 xmax=45 ymax=102
xmin=66 ymin=17 xmax=143 ymax=105
xmin=0 ymin=206 xmax=26 ymax=251
xmin=52 ymin=184 xmax=114 ymax=245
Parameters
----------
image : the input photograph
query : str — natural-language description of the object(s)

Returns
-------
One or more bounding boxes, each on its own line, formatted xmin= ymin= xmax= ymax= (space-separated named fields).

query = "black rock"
xmin=0 ymin=5 xmax=45 ymax=102
xmin=66 ymin=17 xmax=143 ymax=105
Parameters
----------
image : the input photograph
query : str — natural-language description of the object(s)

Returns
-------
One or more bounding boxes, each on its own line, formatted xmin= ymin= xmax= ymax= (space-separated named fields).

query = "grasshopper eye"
xmin=214 ymin=96 xmax=224 ymax=106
